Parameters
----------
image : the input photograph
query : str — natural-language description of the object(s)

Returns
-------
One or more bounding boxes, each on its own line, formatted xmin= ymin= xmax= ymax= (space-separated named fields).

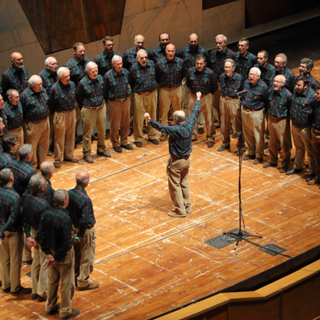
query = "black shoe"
xmin=148 ymin=139 xmax=159 ymax=145
xmin=230 ymin=126 xmax=234 ymax=135
xmin=143 ymin=126 xmax=148 ymax=134
xmin=128 ymin=128 xmax=133 ymax=137
xmin=214 ymin=122 xmax=220 ymax=129
xmin=253 ymin=158 xmax=263 ymax=164
xmin=305 ymin=173 xmax=316 ymax=182
xmin=198 ymin=127 xmax=205 ymax=134
xmin=243 ymin=155 xmax=255 ymax=160
xmin=32 ymin=294 xmax=38 ymax=299
xmin=134 ymin=141 xmax=142 ymax=148
xmin=290 ymin=156 xmax=295 ymax=162
xmin=236 ymin=148 xmax=245 ymax=156
xmin=23 ymin=259 xmax=33 ymax=265
xmin=264 ymin=141 xmax=269 ymax=149
xmin=263 ymin=162 xmax=277 ymax=168
xmin=37 ymin=295 xmax=47 ymax=302
xmin=217 ymin=144 xmax=230 ymax=152
xmin=46 ymin=303 xmax=60 ymax=315
xmin=11 ymin=286 xmax=32 ymax=295
xmin=279 ymin=166 xmax=288 ymax=173
xmin=3 ymin=287 xmax=10 ymax=293
xmin=121 ymin=144 xmax=133 ymax=150
xmin=92 ymin=133 xmax=98 ymax=141
xmin=114 ymin=146 xmax=122 ymax=153
xmin=286 ymin=168 xmax=303 ymax=175
xmin=60 ymin=309 xmax=80 ymax=320
xmin=232 ymin=132 xmax=240 ymax=139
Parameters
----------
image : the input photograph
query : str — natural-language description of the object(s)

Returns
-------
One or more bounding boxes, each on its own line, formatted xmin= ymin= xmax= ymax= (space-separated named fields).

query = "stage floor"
xmin=1 ymin=66 xmax=320 ymax=320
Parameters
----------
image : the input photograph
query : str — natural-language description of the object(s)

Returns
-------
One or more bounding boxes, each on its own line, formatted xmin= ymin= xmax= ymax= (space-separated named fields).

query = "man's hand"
xmin=46 ymin=255 xmax=57 ymax=268
xmin=27 ymin=237 xmax=35 ymax=247
xmin=196 ymin=91 xmax=202 ymax=100
xmin=0 ymin=238 xmax=2 ymax=245
xmin=4 ymin=231 xmax=10 ymax=237
xmin=144 ymin=113 xmax=151 ymax=123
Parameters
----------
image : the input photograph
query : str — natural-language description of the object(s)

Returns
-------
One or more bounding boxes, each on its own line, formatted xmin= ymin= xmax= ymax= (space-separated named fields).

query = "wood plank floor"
xmin=1 ymin=65 xmax=320 ymax=319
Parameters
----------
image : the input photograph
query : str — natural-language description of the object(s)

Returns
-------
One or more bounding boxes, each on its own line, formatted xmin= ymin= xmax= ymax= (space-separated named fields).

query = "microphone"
xmin=237 ymin=90 xmax=248 ymax=96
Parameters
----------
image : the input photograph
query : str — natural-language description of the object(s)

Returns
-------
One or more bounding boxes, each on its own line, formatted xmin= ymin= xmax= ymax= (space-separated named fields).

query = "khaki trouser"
xmin=74 ymin=101 xmax=81 ymax=138
xmin=129 ymin=91 xmax=135 ymax=129
xmin=292 ymin=124 xmax=315 ymax=172
xmin=159 ymin=86 xmax=183 ymax=127
xmin=73 ymin=227 xmax=96 ymax=288
xmin=268 ymin=115 xmax=291 ymax=167
xmin=166 ymin=155 xmax=191 ymax=216
xmin=311 ymin=127 xmax=320 ymax=180
xmin=0 ymin=228 xmax=23 ymax=292
xmin=49 ymin=113 xmax=54 ymax=144
xmin=81 ymin=104 xmax=106 ymax=156
xmin=25 ymin=117 xmax=50 ymax=167
xmin=133 ymin=90 xmax=158 ymax=142
xmin=108 ymin=99 xmax=130 ymax=147
xmin=8 ymin=127 xmax=24 ymax=159
xmin=212 ymin=82 xmax=221 ymax=124
xmin=46 ymin=248 xmax=75 ymax=318
xmin=242 ymin=108 xmax=265 ymax=159
xmin=53 ymin=109 xmax=76 ymax=163
xmin=189 ymin=93 xmax=215 ymax=141
xmin=22 ymin=233 xmax=32 ymax=261
xmin=220 ymin=96 xmax=240 ymax=145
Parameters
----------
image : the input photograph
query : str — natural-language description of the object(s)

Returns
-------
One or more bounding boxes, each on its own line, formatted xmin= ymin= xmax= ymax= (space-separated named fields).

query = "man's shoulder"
xmin=1 ymin=186 xmax=20 ymax=199
xmin=266 ymin=63 xmax=276 ymax=71
xmin=64 ymin=57 xmax=76 ymax=67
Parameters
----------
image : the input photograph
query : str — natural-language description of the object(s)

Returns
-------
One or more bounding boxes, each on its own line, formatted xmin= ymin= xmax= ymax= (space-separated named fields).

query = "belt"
xmin=56 ymin=109 xmax=74 ymax=113
xmin=162 ymin=86 xmax=180 ymax=90
xmin=137 ymin=89 xmax=156 ymax=96
xmin=243 ymin=107 xmax=259 ymax=112
xmin=313 ymin=128 xmax=320 ymax=134
xmin=83 ymin=105 xmax=103 ymax=111
xmin=269 ymin=114 xmax=287 ymax=120
xmin=109 ymin=97 xmax=127 ymax=102
xmin=222 ymin=96 xmax=238 ymax=100
xmin=9 ymin=126 xmax=22 ymax=131
xmin=30 ymin=118 xmax=47 ymax=123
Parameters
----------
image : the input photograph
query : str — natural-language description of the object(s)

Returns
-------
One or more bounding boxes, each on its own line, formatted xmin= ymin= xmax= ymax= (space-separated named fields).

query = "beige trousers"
xmin=311 ymin=127 xmax=320 ymax=179
xmin=81 ymin=104 xmax=106 ymax=156
xmin=74 ymin=101 xmax=81 ymax=138
xmin=53 ymin=109 xmax=76 ymax=163
xmin=212 ymin=82 xmax=221 ymax=123
xmin=8 ymin=127 xmax=24 ymax=159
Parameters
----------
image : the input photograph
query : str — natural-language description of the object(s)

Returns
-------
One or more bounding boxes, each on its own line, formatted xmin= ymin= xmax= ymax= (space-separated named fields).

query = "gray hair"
xmin=45 ymin=57 xmax=57 ymax=66
xmin=76 ymin=170 xmax=90 ymax=187
xmin=17 ymin=144 xmax=32 ymax=160
xmin=0 ymin=168 xmax=13 ymax=185
xmin=86 ymin=61 xmax=98 ymax=72
xmin=216 ymin=34 xmax=227 ymax=43
xmin=224 ymin=59 xmax=235 ymax=68
xmin=40 ymin=161 xmax=54 ymax=177
xmin=134 ymin=35 xmax=145 ymax=42
xmin=111 ymin=55 xmax=122 ymax=64
xmin=301 ymin=58 xmax=313 ymax=70
xmin=276 ymin=53 xmax=287 ymax=64
xmin=137 ymin=49 xmax=147 ymax=58
xmin=250 ymin=67 xmax=261 ymax=77
xmin=6 ymin=89 xmax=18 ymax=98
xmin=0 ymin=117 xmax=3 ymax=122
xmin=29 ymin=174 xmax=46 ymax=193
xmin=57 ymin=67 xmax=70 ymax=78
xmin=29 ymin=75 xmax=42 ymax=86
xmin=53 ymin=189 xmax=68 ymax=206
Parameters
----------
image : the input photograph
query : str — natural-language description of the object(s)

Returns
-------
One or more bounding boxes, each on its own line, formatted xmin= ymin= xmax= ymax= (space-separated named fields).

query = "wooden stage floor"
xmin=1 ymin=66 xmax=320 ymax=319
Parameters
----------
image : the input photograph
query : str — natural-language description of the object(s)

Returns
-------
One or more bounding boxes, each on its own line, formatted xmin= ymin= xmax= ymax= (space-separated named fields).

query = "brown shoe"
xmin=253 ymin=158 xmax=263 ymax=165
xmin=160 ymin=134 xmax=167 ymax=141
xmin=307 ymin=178 xmax=320 ymax=185
xmin=31 ymin=294 xmax=38 ymax=299
xmin=168 ymin=211 xmax=186 ymax=218
xmin=64 ymin=157 xmax=79 ymax=163
xmin=207 ymin=141 xmax=215 ymax=148
xmin=46 ymin=303 xmax=60 ymax=315
xmin=54 ymin=162 xmax=62 ymax=168
xmin=243 ymin=155 xmax=255 ymax=160
xmin=84 ymin=155 xmax=94 ymax=163
xmin=78 ymin=282 xmax=99 ymax=291
xmin=37 ymin=295 xmax=47 ymax=302
xmin=97 ymin=150 xmax=111 ymax=158
xmin=60 ymin=309 xmax=80 ymax=320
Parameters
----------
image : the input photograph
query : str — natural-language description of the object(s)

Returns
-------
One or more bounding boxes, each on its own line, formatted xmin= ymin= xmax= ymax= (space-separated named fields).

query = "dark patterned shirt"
xmin=94 ymin=50 xmax=122 ymax=76
xmin=268 ymin=87 xmax=293 ymax=118
xmin=10 ymin=159 xmax=35 ymax=196
xmin=21 ymin=192 xmax=48 ymax=241
xmin=290 ymin=86 xmax=316 ymax=126
xmin=0 ymin=186 xmax=21 ymax=239
xmin=186 ymin=67 xmax=218 ymax=95
xmin=0 ymin=152 xmax=12 ymax=170
xmin=130 ymin=60 xmax=157 ymax=93
xmin=123 ymin=46 xmax=149 ymax=70
xmin=39 ymin=206 xmax=73 ymax=261
xmin=2 ymin=101 xmax=23 ymax=130
xmin=68 ymin=186 xmax=96 ymax=237
xmin=38 ymin=68 xmax=58 ymax=92
xmin=76 ymin=75 xmax=104 ymax=108
xmin=1 ymin=66 xmax=29 ymax=101
xmin=148 ymin=45 xmax=167 ymax=64
xmin=156 ymin=56 xmax=185 ymax=87
xmin=42 ymin=176 xmax=54 ymax=206
xmin=219 ymin=72 xmax=242 ymax=98
xmin=274 ymin=66 xmax=296 ymax=93
xmin=313 ymin=101 xmax=320 ymax=130
xmin=179 ymin=45 xmax=209 ymax=70
xmin=308 ymin=74 xmax=319 ymax=91
xmin=64 ymin=56 xmax=91 ymax=87
xmin=103 ymin=68 xmax=131 ymax=100
xmin=243 ymin=79 xmax=269 ymax=111
xmin=235 ymin=51 xmax=257 ymax=82
xmin=150 ymin=100 xmax=200 ymax=157
xmin=20 ymin=87 xmax=49 ymax=122
xmin=254 ymin=62 xmax=276 ymax=88
xmin=209 ymin=47 xmax=236 ymax=77
xmin=0 ymin=108 xmax=8 ymax=135
xmin=48 ymin=80 xmax=76 ymax=114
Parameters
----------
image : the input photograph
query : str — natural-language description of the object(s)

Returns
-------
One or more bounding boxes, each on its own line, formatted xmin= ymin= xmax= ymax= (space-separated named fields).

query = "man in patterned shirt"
xmin=76 ymin=61 xmax=110 ymax=163
xmin=242 ymin=67 xmax=269 ymax=164
xmin=104 ymin=55 xmax=132 ymax=153
xmin=0 ymin=116 xmax=5 ymax=148
xmin=299 ymin=58 xmax=319 ymax=91
xmin=217 ymin=59 xmax=242 ymax=152
xmin=263 ymin=75 xmax=292 ymax=173
xmin=39 ymin=189 xmax=79 ymax=319
xmin=40 ymin=161 xmax=55 ymax=205
xmin=156 ymin=44 xmax=185 ymax=141
xmin=273 ymin=53 xmax=296 ymax=93
xmin=68 ymin=171 xmax=98 ymax=291
xmin=254 ymin=50 xmax=276 ymax=88
xmin=0 ymin=95 xmax=7 ymax=143
xmin=287 ymin=75 xmax=316 ymax=178
xmin=186 ymin=54 xmax=218 ymax=147
xmin=2 ymin=133 xmax=20 ymax=160
xmin=1 ymin=52 xmax=29 ymax=101
xmin=0 ymin=168 xmax=32 ymax=295
xmin=0 ymin=133 xmax=14 ymax=171
xmin=148 ymin=32 xmax=171 ymax=64
xmin=145 ymin=92 xmax=201 ymax=217
xmin=49 ymin=67 xmax=78 ymax=168
xmin=21 ymin=174 xmax=49 ymax=302
xmin=130 ymin=49 xmax=159 ymax=147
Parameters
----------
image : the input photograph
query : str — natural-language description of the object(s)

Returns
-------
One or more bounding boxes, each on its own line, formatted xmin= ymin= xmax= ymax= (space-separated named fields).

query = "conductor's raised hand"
xmin=196 ymin=91 xmax=202 ymax=100
xmin=144 ymin=112 xmax=151 ymax=123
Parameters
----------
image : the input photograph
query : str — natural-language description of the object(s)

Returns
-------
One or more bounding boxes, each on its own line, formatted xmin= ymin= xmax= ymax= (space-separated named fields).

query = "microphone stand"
xmin=224 ymin=90 xmax=262 ymax=251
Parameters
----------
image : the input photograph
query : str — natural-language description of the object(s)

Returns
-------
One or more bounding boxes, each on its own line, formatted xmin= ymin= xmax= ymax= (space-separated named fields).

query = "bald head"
xmin=174 ymin=110 xmax=186 ymax=124
xmin=273 ymin=74 xmax=286 ymax=92
xmin=166 ymin=44 xmax=176 ymax=61
xmin=76 ymin=171 xmax=90 ymax=188
xmin=11 ymin=52 xmax=24 ymax=69
xmin=134 ymin=34 xmax=145 ymax=51
xmin=189 ymin=33 xmax=199 ymax=51
xmin=40 ymin=161 xmax=54 ymax=179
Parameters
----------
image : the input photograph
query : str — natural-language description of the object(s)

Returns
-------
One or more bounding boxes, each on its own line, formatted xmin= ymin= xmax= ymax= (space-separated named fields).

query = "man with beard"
xmin=186 ymin=54 xmax=218 ymax=147
xmin=209 ymin=34 xmax=236 ymax=128
xmin=299 ymin=58 xmax=319 ymax=90
xmin=287 ymin=75 xmax=316 ymax=179
xmin=65 ymin=43 xmax=91 ymax=146
xmin=0 ymin=94 xmax=8 ymax=141
xmin=156 ymin=44 xmax=185 ymax=141
xmin=148 ymin=32 xmax=171 ymax=64
xmin=263 ymin=75 xmax=292 ymax=173
xmin=273 ymin=53 xmax=295 ymax=93
xmin=39 ymin=57 xmax=58 ymax=156
xmin=241 ymin=67 xmax=269 ymax=164
xmin=1 ymin=52 xmax=29 ymax=101
xmin=49 ymin=67 xmax=78 ymax=168
xmin=76 ymin=62 xmax=110 ymax=163
xmin=254 ymin=50 xmax=276 ymax=88
xmin=130 ymin=49 xmax=158 ymax=147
